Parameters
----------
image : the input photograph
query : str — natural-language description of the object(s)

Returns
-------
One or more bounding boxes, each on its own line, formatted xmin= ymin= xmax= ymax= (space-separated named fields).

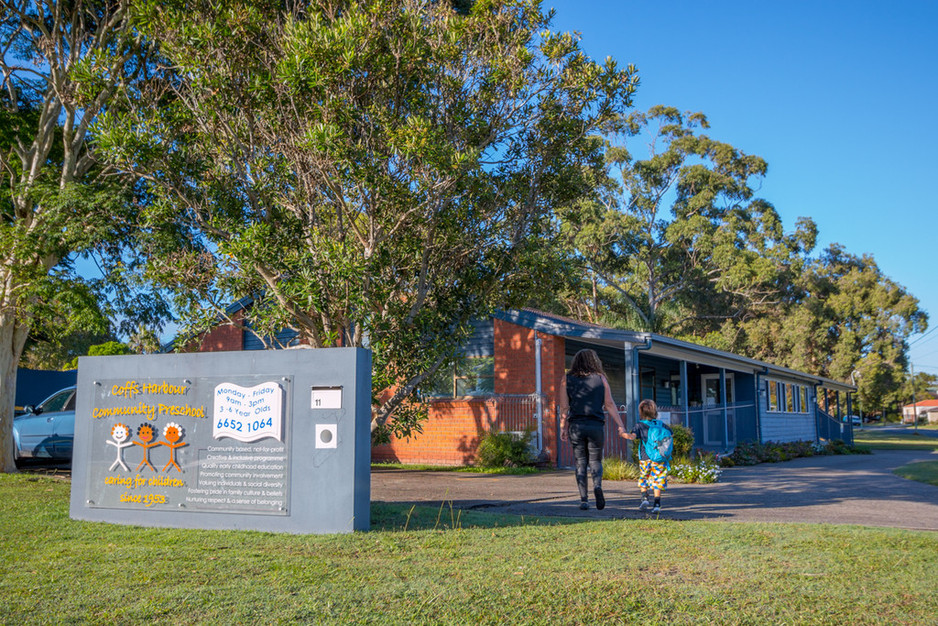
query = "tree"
xmin=730 ymin=244 xmax=927 ymax=412
xmin=557 ymin=106 xmax=815 ymax=334
xmin=0 ymin=0 xmax=158 ymax=471
xmin=94 ymin=0 xmax=638 ymax=439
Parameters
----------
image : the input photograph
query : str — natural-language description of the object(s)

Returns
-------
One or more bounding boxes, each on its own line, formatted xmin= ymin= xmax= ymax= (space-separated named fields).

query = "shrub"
xmin=475 ymin=430 xmax=534 ymax=468
xmin=720 ymin=439 xmax=870 ymax=467
xmin=671 ymin=424 xmax=694 ymax=458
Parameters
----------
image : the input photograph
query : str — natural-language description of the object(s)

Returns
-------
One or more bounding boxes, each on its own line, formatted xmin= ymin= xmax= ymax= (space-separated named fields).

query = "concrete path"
xmin=372 ymin=449 xmax=938 ymax=530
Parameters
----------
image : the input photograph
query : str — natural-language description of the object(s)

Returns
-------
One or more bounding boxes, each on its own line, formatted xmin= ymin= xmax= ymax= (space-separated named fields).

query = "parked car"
xmin=846 ymin=414 xmax=862 ymax=426
xmin=12 ymin=386 xmax=76 ymax=463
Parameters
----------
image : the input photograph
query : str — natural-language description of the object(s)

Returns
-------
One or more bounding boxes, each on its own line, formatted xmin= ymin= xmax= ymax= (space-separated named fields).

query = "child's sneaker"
xmin=639 ymin=499 xmax=651 ymax=511
xmin=594 ymin=488 xmax=605 ymax=510
xmin=651 ymin=503 xmax=661 ymax=513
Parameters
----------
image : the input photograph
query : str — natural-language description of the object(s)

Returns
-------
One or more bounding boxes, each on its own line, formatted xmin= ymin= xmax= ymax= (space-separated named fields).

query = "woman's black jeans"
xmin=568 ymin=419 xmax=605 ymax=500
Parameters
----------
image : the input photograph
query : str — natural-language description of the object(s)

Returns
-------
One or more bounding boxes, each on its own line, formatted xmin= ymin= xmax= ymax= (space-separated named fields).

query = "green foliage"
xmin=0 ymin=1 xmax=169 ymax=471
xmin=475 ymin=430 xmax=535 ymax=468
xmin=725 ymin=245 xmax=927 ymax=413
xmin=720 ymin=439 xmax=870 ymax=467
xmin=64 ymin=341 xmax=132 ymax=369
xmin=602 ymin=455 xmax=640 ymax=481
xmin=546 ymin=104 xmax=926 ymax=416
xmin=96 ymin=0 xmax=638 ymax=439
xmin=671 ymin=423 xmax=694 ymax=458
xmin=555 ymin=106 xmax=813 ymax=335
xmin=606 ymin=449 xmax=722 ymax=484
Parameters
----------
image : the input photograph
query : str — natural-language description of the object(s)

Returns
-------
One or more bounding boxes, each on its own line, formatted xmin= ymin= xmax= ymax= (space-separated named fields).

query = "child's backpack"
xmin=640 ymin=419 xmax=673 ymax=463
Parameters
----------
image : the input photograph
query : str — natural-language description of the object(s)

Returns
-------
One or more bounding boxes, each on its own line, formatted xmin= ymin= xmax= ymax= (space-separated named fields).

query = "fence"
xmin=472 ymin=394 xmax=543 ymax=452
xmin=555 ymin=402 xmax=760 ymax=468
xmin=816 ymin=408 xmax=853 ymax=446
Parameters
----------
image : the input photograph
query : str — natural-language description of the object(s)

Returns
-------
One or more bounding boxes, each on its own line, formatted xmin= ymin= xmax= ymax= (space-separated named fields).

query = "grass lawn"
xmin=2 ymin=474 xmax=937 ymax=624
xmin=894 ymin=461 xmax=938 ymax=488
xmin=852 ymin=428 xmax=938 ymax=451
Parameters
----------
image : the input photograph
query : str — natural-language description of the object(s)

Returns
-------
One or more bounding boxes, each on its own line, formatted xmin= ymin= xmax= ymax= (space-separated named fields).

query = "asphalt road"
xmin=372 ymin=449 xmax=938 ymax=530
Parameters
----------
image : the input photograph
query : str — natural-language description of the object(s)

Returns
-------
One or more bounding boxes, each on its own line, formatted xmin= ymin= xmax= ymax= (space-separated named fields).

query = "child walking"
xmin=622 ymin=399 xmax=673 ymax=513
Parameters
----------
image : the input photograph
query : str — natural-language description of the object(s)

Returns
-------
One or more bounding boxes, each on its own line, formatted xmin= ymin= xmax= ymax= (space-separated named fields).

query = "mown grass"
xmin=894 ymin=460 xmax=938 ymax=487
xmin=2 ymin=474 xmax=937 ymax=624
xmin=852 ymin=428 xmax=938 ymax=451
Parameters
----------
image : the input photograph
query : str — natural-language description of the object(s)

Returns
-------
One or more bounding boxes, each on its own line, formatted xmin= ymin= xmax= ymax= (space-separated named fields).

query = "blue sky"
xmin=546 ymin=0 xmax=938 ymax=375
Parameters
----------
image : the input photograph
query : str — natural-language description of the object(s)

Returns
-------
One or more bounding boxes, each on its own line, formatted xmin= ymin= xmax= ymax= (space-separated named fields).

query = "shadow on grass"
xmin=371 ymin=501 xmax=579 ymax=532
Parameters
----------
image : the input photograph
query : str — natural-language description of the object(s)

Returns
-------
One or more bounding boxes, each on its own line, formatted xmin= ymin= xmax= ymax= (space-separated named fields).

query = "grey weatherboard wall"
xmin=69 ymin=348 xmax=371 ymax=534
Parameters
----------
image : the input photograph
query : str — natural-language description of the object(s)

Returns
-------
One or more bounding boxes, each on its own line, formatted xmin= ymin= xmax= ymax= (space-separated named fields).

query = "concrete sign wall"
xmin=69 ymin=348 xmax=371 ymax=534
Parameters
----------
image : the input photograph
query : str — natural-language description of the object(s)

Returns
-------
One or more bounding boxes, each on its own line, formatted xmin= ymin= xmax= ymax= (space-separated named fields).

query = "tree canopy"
xmin=556 ymin=106 xmax=816 ymax=335
xmin=94 ymin=0 xmax=638 ymax=438
xmin=0 ymin=0 xmax=169 ymax=471
xmin=551 ymin=105 xmax=926 ymax=414
xmin=722 ymin=244 xmax=927 ymax=414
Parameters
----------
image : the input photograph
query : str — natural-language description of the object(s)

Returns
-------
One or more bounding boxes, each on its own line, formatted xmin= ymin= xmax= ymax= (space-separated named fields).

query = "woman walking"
xmin=558 ymin=349 xmax=628 ymax=510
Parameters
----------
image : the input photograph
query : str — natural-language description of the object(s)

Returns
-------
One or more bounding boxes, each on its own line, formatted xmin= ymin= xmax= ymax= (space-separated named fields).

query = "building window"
xmin=422 ymin=357 xmax=495 ymax=398
xmin=785 ymin=384 xmax=795 ymax=412
xmin=800 ymin=386 xmax=809 ymax=413
xmin=768 ymin=381 xmax=779 ymax=412
xmin=702 ymin=373 xmax=735 ymax=406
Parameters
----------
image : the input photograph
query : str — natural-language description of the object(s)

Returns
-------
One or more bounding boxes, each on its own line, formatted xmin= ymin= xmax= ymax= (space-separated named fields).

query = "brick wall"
xmin=186 ymin=310 xmax=244 ymax=352
xmin=372 ymin=318 xmax=567 ymax=466
xmin=371 ymin=398 xmax=504 ymax=465
xmin=494 ymin=318 xmax=565 ymax=462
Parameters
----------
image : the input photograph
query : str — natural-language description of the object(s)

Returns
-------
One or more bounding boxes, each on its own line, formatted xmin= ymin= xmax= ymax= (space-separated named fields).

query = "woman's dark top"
xmin=566 ymin=373 xmax=606 ymax=422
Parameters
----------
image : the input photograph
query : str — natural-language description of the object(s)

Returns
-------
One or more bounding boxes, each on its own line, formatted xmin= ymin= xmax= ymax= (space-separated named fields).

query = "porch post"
xmin=624 ymin=344 xmax=638 ymax=428
xmin=720 ymin=368 xmax=728 ymax=449
xmin=836 ymin=391 xmax=841 ymax=420
xmin=680 ymin=360 xmax=689 ymax=428
xmin=624 ymin=344 xmax=637 ymax=460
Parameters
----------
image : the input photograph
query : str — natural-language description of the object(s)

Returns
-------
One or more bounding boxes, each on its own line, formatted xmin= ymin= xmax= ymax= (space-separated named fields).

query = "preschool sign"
xmin=70 ymin=349 xmax=372 ymax=534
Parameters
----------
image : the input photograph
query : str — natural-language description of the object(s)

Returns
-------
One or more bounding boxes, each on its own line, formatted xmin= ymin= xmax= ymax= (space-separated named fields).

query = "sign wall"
xmin=69 ymin=348 xmax=371 ymax=534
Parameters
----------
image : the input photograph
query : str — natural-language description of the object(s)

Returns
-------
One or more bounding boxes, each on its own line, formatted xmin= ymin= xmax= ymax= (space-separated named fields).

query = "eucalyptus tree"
xmin=733 ymin=244 xmax=927 ymax=413
xmin=559 ymin=105 xmax=815 ymax=335
xmin=95 ymin=0 xmax=638 ymax=439
xmin=0 ymin=0 xmax=152 ymax=472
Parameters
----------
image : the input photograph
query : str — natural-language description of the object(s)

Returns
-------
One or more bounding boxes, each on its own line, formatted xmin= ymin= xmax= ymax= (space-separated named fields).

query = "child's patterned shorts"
xmin=638 ymin=459 xmax=669 ymax=492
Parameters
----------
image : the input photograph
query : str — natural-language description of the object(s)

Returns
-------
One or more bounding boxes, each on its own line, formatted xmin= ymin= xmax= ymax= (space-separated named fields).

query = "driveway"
xmin=372 ymin=449 xmax=938 ymax=531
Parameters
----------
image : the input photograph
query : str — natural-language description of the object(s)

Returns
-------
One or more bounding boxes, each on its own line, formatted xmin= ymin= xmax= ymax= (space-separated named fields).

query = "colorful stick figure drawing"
xmin=133 ymin=423 xmax=159 ymax=472
xmin=161 ymin=422 xmax=187 ymax=473
xmin=106 ymin=423 xmax=133 ymax=472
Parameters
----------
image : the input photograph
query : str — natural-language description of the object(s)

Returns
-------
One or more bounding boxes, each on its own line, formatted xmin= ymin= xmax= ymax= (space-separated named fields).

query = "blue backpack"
xmin=640 ymin=419 xmax=673 ymax=463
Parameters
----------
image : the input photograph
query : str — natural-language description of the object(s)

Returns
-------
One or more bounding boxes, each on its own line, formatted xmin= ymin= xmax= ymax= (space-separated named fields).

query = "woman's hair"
xmin=639 ymin=399 xmax=658 ymax=420
xmin=568 ymin=349 xmax=605 ymax=377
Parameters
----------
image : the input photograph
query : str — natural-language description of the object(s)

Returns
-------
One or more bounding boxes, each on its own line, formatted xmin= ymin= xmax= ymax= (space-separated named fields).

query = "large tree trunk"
xmin=0 ymin=310 xmax=30 ymax=473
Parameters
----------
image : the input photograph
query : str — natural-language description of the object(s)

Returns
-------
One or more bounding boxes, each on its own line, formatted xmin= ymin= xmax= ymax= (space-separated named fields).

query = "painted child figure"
xmin=622 ymin=399 xmax=673 ymax=514
xmin=106 ymin=423 xmax=133 ymax=472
